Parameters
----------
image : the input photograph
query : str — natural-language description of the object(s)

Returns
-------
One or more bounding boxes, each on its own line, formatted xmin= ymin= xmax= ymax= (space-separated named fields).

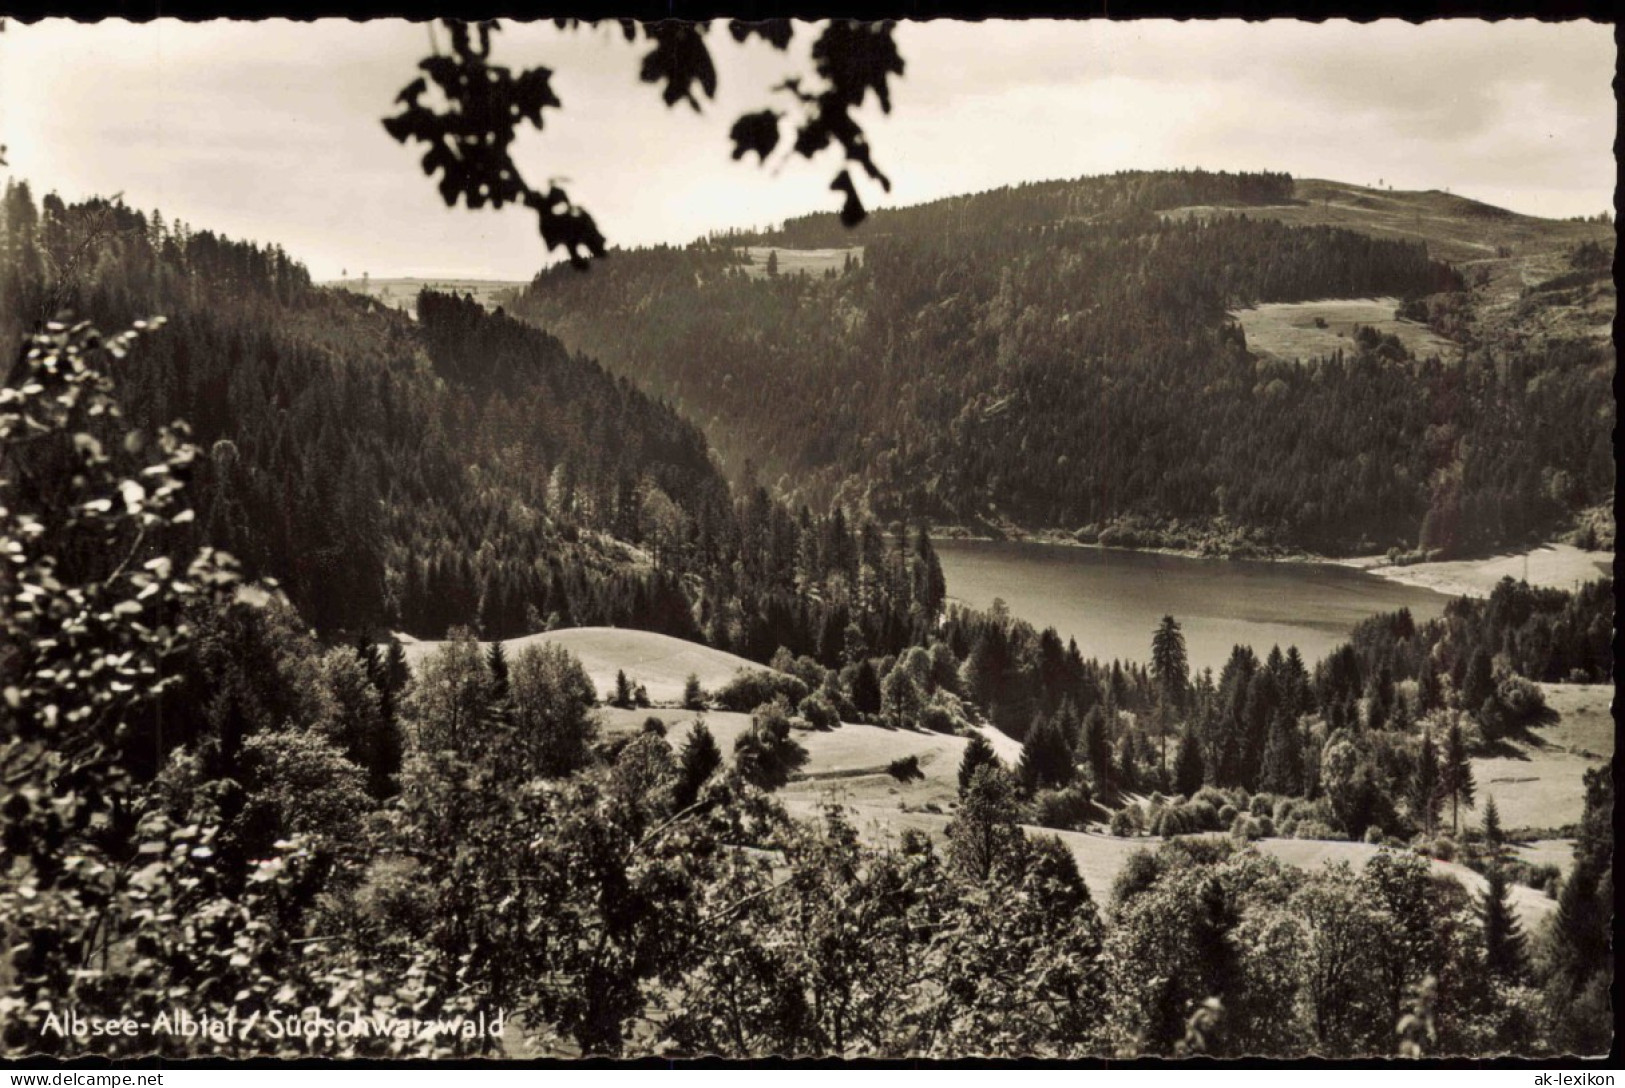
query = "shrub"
xmin=1110 ymin=809 xmax=1139 ymax=837
xmin=1219 ymin=804 xmax=1239 ymax=827
xmin=1432 ymin=837 xmax=1456 ymax=862
xmin=715 ymin=669 xmax=809 ymax=713
xmin=641 ymin=716 xmax=666 ymax=737
xmin=1251 ymin=793 xmax=1275 ymax=818
xmin=1278 ymin=817 xmax=1299 ymax=838
xmin=887 ymin=754 xmax=924 ymax=782
xmin=1363 ymin=825 xmax=1384 ymax=845
xmin=1032 ymin=785 xmax=1094 ymax=832
xmin=1273 ymin=797 xmax=1298 ymax=823
xmin=799 ymin=691 xmax=840 ymax=731
xmin=1256 ymin=816 xmax=1275 ymax=838
xmin=1232 ymin=815 xmax=1262 ymax=841
xmin=1153 ymin=806 xmax=1198 ymax=838
xmin=1193 ymin=787 xmax=1228 ymax=811
xmin=1294 ymin=819 xmax=1341 ymax=841
xmin=1185 ymin=800 xmax=1220 ymax=831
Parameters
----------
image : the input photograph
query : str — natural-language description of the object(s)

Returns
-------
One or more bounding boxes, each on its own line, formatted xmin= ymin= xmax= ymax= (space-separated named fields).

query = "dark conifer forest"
xmin=508 ymin=169 xmax=1611 ymax=556
xmin=0 ymin=181 xmax=943 ymax=659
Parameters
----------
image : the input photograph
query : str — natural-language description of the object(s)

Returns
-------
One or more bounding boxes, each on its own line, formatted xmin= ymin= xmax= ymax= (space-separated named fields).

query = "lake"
xmin=935 ymin=539 xmax=1453 ymax=673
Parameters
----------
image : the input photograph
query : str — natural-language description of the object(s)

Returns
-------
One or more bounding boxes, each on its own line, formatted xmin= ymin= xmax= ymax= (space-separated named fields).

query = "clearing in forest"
xmin=1231 ymin=297 xmax=1459 ymax=363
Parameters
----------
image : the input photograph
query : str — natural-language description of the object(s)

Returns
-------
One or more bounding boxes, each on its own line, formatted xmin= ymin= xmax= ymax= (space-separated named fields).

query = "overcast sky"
xmin=0 ymin=18 xmax=1613 ymax=280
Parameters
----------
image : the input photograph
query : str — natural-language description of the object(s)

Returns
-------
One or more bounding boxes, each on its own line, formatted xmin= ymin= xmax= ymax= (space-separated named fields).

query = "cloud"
xmin=1 ymin=18 xmax=1610 ymax=279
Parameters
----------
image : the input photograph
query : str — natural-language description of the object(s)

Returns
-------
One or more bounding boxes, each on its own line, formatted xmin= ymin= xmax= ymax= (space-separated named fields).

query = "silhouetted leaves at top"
xmin=383 ymin=30 xmax=561 ymax=213
xmin=729 ymin=19 xmax=794 ymax=50
xmin=640 ymin=22 xmax=719 ymax=111
xmin=729 ymin=110 xmax=782 ymax=164
xmin=812 ymin=21 xmax=905 ymax=112
xmin=387 ymin=18 xmax=908 ymax=263
xmin=831 ymin=170 xmax=865 ymax=228
xmin=385 ymin=19 xmax=601 ymax=267
xmin=527 ymin=186 xmax=607 ymax=270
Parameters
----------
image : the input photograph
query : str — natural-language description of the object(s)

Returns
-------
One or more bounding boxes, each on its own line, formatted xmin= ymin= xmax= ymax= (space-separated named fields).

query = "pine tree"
xmin=1115 ymin=731 xmax=1139 ymax=794
xmin=765 ymin=249 xmax=779 ymax=277
xmin=851 ymin=659 xmax=882 ymax=716
xmin=1482 ymin=794 xmax=1503 ymax=850
xmin=1440 ymin=719 xmax=1476 ymax=835
xmin=1173 ymin=726 xmax=1205 ymax=798
xmin=958 ymin=731 xmax=1000 ymax=797
xmin=682 ymin=672 xmax=706 ymax=711
xmin=1462 ymin=648 xmax=1495 ymax=713
xmin=487 ymin=641 xmax=511 ymax=703
xmin=1259 ymin=710 xmax=1302 ymax=796
xmin=1082 ymin=706 xmax=1113 ymax=795
xmin=1018 ymin=712 xmax=1075 ymax=793
xmin=1410 ymin=729 xmax=1442 ymax=838
xmin=1151 ymin=615 xmax=1189 ymax=710
xmin=673 ymin=721 xmax=723 ymax=811
xmin=1480 ymin=864 xmax=1526 ymax=981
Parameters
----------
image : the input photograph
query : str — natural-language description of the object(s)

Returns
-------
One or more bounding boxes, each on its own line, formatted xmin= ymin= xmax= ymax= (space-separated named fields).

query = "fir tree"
xmin=851 ymin=659 xmax=882 ymax=716
xmin=614 ymin=668 xmax=634 ymax=709
xmin=1151 ymin=615 xmax=1189 ymax=710
xmin=682 ymin=672 xmax=706 ymax=711
xmin=1115 ymin=731 xmax=1139 ymax=794
xmin=487 ymin=641 xmax=511 ymax=704
xmin=1482 ymin=794 xmax=1503 ymax=850
xmin=1480 ymin=864 xmax=1526 ymax=981
xmin=673 ymin=721 xmax=723 ymax=811
xmin=1440 ymin=719 xmax=1476 ymax=835
xmin=1017 ymin=712 xmax=1075 ymax=793
xmin=1410 ymin=729 xmax=1442 ymax=838
xmin=1259 ymin=710 xmax=1303 ymax=796
xmin=1082 ymin=706 xmax=1113 ymax=795
xmin=1462 ymin=648 xmax=1495 ymax=714
xmin=958 ymin=730 xmax=1001 ymax=797
xmin=1173 ymin=726 xmax=1205 ymax=798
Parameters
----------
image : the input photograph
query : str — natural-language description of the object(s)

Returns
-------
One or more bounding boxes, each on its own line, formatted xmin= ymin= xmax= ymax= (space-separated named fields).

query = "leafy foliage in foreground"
xmin=1 ymin=320 xmax=1607 ymax=1058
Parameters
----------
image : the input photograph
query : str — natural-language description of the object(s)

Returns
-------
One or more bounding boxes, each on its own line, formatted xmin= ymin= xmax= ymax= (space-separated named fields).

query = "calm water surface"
xmin=935 ymin=539 xmax=1453 ymax=673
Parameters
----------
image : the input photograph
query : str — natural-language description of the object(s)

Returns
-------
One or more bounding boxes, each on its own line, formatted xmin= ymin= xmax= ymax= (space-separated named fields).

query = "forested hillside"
xmin=508 ymin=169 xmax=1613 ymax=556
xmin=0 ymin=181 xmax=945 ymax=661
xmin=4 ymin=171 xmax=1613 ymax=1061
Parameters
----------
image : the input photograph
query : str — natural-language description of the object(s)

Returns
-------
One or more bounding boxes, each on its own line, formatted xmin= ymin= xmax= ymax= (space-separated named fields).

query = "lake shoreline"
xmin=930 ymin=527 xmax=1612 ymax=601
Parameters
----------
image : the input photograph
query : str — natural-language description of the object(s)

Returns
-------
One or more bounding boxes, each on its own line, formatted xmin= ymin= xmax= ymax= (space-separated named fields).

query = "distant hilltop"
xmin=321 ymin=276 xmax=528 ymax=312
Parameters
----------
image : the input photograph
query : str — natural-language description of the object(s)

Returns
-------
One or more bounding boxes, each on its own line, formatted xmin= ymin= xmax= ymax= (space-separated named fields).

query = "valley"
xmin=4 ymin=164 xmax=1612 ymax=1061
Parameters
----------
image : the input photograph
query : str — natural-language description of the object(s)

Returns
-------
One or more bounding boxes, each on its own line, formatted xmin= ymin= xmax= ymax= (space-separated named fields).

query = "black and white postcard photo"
xmin=0 ymin=11 xmax=1615 ymax=1070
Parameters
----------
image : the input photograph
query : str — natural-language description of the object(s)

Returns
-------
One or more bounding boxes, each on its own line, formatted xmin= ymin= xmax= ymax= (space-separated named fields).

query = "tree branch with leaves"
xmin=383 ymin=19 xmax=904 ymax=269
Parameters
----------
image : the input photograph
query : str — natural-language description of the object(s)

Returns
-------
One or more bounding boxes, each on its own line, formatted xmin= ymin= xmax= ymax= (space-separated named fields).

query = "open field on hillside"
xmin=604 ymin=704 xmax=1564 ymax=932
xmin=1166 ymin=180 xmax=1615 ymax=350
xmin=397 ymin=627 xmax=766 ymax=705
xmin=420 ymin=630 xmax=1594 ymax=931
xmin=782 ymin=796 xmax=1560 ymax=934
xmin=737 ymin=246 xmax=862 ymax=280
xmin=1231 ymin=297 xmax=1460 ymax=363
xmin=1469 ymin=683 xmax=1613 ymax=833
xmin=1345 ymin=543 xmax=1612 ymax=599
